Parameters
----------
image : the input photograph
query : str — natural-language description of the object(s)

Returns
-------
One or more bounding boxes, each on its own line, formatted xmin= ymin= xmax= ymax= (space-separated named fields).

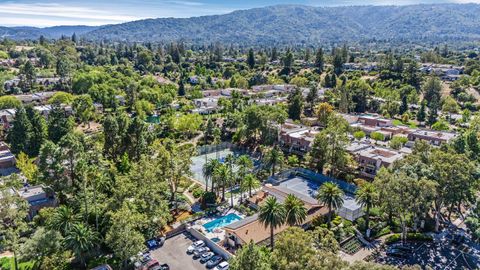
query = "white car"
xmin=200 ymin=252 xmax=215 ymax=263
xmin=213 ymin=261 xmax=229 ymax=270
xmin=186 ymin=240 xmax=205 ymax=254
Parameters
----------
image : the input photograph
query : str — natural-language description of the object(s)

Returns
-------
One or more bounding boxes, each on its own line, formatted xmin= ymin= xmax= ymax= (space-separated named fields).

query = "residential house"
xmin=17 ymin=185 xmax=57 ymax=220
xmin=349 ymin=144 xmax=404 ymax=178
xmin=407 ymin=129 xmax=457 ymax=146
xmin=0 ymin=142 xmax=15 ymax=169
xmin=279 ymin=123 xmax=320 ymax=153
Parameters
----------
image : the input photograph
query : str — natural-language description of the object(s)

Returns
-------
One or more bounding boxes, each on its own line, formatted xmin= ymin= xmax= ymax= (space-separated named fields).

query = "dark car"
xmin=386 ymin=248 xmax=407 ymax=258
xmin=150 ymin=264 xmax=169 ymax=270
xmin=146 ymin=239 xmax=160 ymax=250
xmin=206 ymin=256 xmax=223 ymax=268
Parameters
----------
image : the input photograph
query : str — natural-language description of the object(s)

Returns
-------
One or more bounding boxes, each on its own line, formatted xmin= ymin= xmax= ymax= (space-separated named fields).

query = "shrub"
xmin=385 ymin=233 xmax=433 ymax=244
xmin=370 ymin=131 xmax=385 ymax=141
xmin=192 ymin=187 xmax=204 ymax=198
xmin=353 ymin=130 xmax=366 ymax=140
xmin=385 ymin=234 xmax=401 ymax=244
xmin=202 ymin=191 xmax=216 ymax=205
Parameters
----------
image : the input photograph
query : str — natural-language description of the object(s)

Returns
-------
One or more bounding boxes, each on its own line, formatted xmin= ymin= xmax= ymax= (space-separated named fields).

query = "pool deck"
xmin=191 ymin=209 xmax=244 ymax=242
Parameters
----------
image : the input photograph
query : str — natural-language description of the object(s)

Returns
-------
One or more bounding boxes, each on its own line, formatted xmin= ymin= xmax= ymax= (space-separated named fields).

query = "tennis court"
xmin=276 ymin=172 xmax=363 ymax=221
xmin=190 ymin=148 xmax=235 ymax=185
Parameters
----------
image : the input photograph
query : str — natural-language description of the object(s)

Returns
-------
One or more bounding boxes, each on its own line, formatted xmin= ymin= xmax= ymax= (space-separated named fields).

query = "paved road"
xmin=150 ymin=233 xmax=206 ymax=270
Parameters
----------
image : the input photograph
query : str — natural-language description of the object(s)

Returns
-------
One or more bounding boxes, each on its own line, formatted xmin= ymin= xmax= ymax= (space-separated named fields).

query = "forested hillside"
xmin=84 ymin=4 xmax=480 ymax=44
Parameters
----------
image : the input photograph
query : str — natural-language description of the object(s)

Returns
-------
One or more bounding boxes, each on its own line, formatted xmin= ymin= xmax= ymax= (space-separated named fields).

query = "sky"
xmin=0 ymin=0 xmax=479 ymax=27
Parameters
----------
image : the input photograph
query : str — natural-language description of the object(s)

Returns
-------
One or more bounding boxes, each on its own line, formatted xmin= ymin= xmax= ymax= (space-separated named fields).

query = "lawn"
xmin=392 ymin=119 xmax=417 ymax=128
xmin=0 ymin=257 xmax=36 ymax=270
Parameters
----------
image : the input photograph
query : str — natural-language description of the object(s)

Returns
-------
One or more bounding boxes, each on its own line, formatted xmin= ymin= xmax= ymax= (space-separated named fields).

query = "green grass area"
xmin=0 ymin=257 xmax=36 ymax=270
xmin=392 ymin=119 xmax=417 ymax=128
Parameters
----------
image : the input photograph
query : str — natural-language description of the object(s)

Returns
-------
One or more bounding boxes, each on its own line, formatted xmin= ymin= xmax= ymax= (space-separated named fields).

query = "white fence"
xmin=187 ymin=227 xmax=233 ymax=259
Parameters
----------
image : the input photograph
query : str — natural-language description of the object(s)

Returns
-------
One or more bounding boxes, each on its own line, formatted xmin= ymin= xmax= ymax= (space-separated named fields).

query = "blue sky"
xmin=0 ymin=0 xmax=478 ymax=27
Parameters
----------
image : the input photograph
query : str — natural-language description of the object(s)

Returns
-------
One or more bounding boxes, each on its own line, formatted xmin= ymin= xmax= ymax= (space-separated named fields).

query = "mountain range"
xmin=2 ymin=4 xmax=480 ymax=45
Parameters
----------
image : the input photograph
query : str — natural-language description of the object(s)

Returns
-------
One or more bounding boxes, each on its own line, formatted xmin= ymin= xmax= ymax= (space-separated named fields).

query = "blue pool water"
xmin=203 ymin=213 xmax=242 ymax=233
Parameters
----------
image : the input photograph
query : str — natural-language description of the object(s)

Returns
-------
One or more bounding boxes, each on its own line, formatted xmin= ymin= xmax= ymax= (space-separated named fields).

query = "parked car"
xmin=386 ymin=248 xmax=407 ymax=258
xmin=150 ymin=264 xmax=169 ymax=270
xmin=193 ymin=247 xmax=210 ymax=259
xmin=146 ymin=239 xmax=160 ymax=250
xmin=206 ymin=256 xmax=223 ymax=268
xmin=145 ymin=259 xmax=160 ymax=269
xmin=156 ymin=236 xmax=166 ymax=246
xmin=139 ymin=253 xmax=151 ymax=264
xmin=200 ymin=252 xmax=215 ymax=263
xmin=213 ymin=261 xmax=229 ymax=270
xmin=187 ymin=240 xmax=205 ymax=254
xmin=391 ymin=244 xmax=414 ymax=253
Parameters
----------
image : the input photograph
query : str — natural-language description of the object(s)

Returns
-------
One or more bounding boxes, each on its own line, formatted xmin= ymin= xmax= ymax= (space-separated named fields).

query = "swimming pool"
xmin=203 ymin=213 xmax=242 ymax=233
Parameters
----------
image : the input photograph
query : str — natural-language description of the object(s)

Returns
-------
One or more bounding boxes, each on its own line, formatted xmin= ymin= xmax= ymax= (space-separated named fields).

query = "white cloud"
xmin=0 ymin=2 xmax=139 ymax=26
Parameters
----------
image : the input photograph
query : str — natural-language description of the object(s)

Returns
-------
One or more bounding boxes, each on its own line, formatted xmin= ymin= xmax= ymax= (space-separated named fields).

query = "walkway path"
xmin=340 ymin=234 xmax=393 ymax=263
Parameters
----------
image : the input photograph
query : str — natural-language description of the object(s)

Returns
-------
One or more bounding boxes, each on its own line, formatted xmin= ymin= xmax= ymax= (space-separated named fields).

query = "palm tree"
xmin=259 ymin=196 xmax=286 ymax=249
xmin=236 ymin=155 xmax=253 ymax=203
xmin=241 ymin=173 xmax=261 ymax=197
xmin=203 ymin=159 xmax=220 ymax=192
xmin=48 ymin=205 xmax=81 ymax=236
xmin=284 ymin=194 xmax=307 ymax=226
xmin=64 ymin=223 xmax=98 ymax=268
xmin=263 ymin=146 xmax=284 ymax=176
xmin=317 ymin=182 xmax=344 ymax=227
xmin=237 ymin=155 xmax=254 ymax=178
xmin=225 ymin=154 xmax=235 ymax=208
xmin=214 ymin=164 xmax=230 ymax=202
xmin=356 ymin=182 xmax=378 ymax=236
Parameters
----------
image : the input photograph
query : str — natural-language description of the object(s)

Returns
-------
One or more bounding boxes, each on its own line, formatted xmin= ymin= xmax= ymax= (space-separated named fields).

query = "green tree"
xmin=63 ymin=223 xmax=98 ymax=268
xmin=229 ymin=241 xmax=271 ymax=270
xmin=0 ymin=188 xmax=29 ymax=270
xmin=0 ymin=96 xmax=21 ymax=109
xmin=353 ymin=130 xmax=366 ymax=141
xmin=247 ymin=49 xmax=255 ymax=69
xmin=73 ymin=94 xmax=95 ymax=127
xmin=317 ymin=182 xmax=344 ymax=227
xmin=203 ymin=158 xmax=221 ymax=192
xmin=25 ymin=106 xmax=47 ymax=156
xmin=315 ymin=102 xmax=333 ymax=127
xmin=259 ymin=196 xmax=286 ymax=249
xmin=314 ymin=48 xmax=324 ymax=73
xmin=355 ymin=183 xmax=378 ymax=235
xmin=241 ymin=174 xmax=261 ymax=197
xmin=214 ymin=163 xmax=230 ymax=202
xmin=106 ymin=205 xmax=145 ymax=267
xmin=47 ymin=104 xmax=74 ymax=143
xmin=48 ymin=92 xmax=74 ymax=105
xmin=423 ymin=77 xmax=442 ymax=109
xmin=56 ymin=56 xmax=72 ymax=81
xmin=7 ymin=107 xmax=32 ymax=155
xmin=370 ymin=131 xmax=385 ymax=141
xmin=263 ymin=146 xmax=285 ymax=176
xmin=47 ymin=205 xmax=81 ymax=236
xmin=288 ymin=88 xmax=304 ymax=120
xmin=19 ymin=227 xmax=65 ymax=270
xmin=282 ymin=49 xmax=294 ymax=74
xmin=284 ymin=194 xmax=307 ymax=226
xmin=20 ymin=60 xmax=36 ymax=91
xmin=417 ymin=101 xmax=426 ymax=123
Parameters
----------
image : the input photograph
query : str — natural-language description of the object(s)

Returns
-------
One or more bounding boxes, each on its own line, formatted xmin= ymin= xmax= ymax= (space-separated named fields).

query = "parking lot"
xmin=150 ymin=233 xmax=205 ymax=270
xmin=374 ymin=241 xmax=480 ymax=269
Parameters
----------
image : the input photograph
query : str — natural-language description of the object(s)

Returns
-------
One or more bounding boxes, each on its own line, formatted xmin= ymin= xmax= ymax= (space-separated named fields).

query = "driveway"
xmin=150 ymin=232 xmax=206 ymax=270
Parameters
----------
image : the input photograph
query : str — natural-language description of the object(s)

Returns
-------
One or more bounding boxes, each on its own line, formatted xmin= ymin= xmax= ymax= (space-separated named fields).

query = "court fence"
xmin=268 ymin=167 xmax=358 ymax=195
